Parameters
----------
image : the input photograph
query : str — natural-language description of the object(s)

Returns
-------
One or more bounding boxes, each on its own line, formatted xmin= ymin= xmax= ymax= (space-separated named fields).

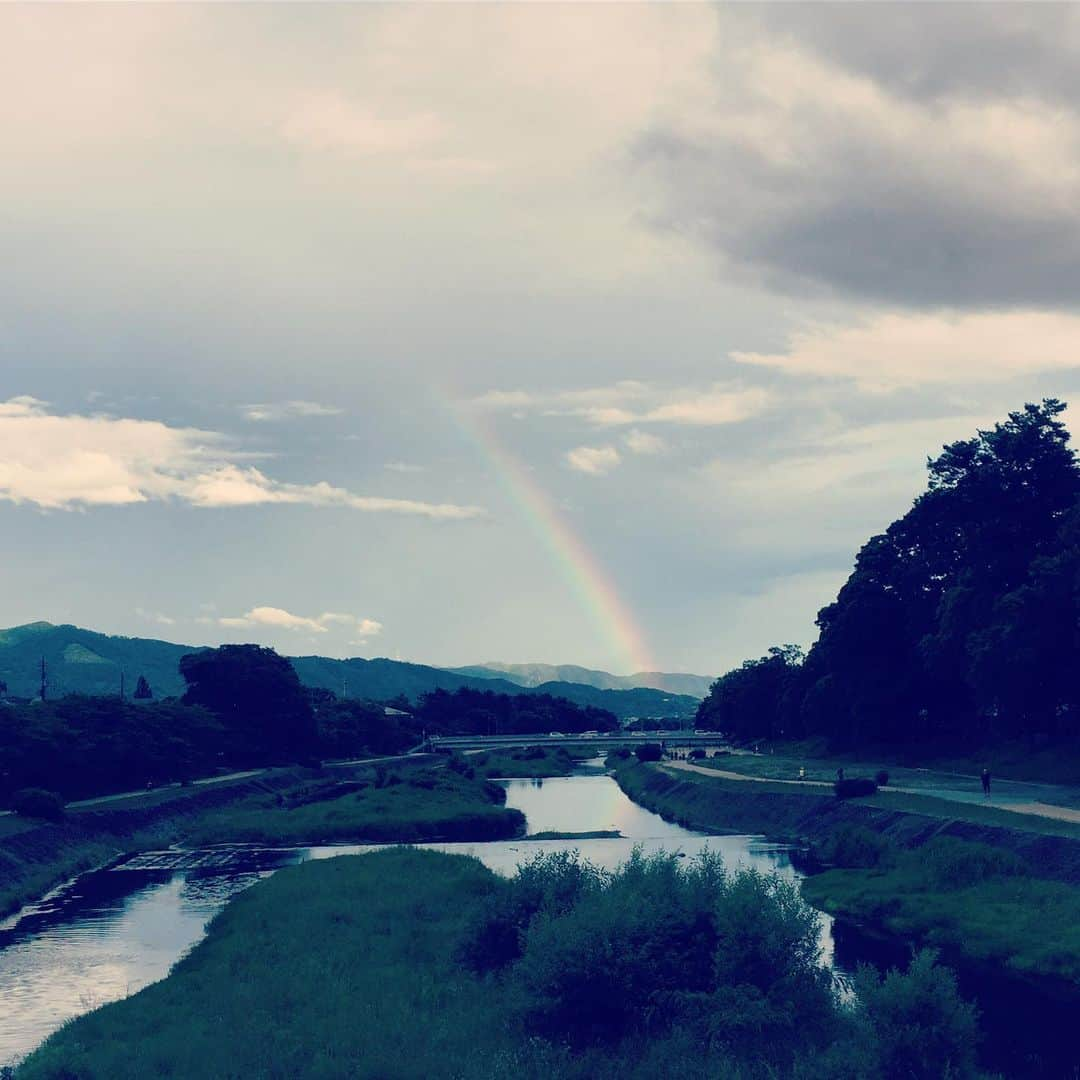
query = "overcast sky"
xmin=5 ymin=3 xmax=1080 ymax=677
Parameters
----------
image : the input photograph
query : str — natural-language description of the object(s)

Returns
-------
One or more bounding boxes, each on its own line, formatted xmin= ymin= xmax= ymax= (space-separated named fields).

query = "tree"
xmin=798 ymin=400 xmax=1080 ymax=746
xmin=179 ymin=645 xmax=316 ymax=763
xmin=695 ymin=645 xmax=804 ymax=741
xmin=133 ymin=675 xmax=153 ymax=700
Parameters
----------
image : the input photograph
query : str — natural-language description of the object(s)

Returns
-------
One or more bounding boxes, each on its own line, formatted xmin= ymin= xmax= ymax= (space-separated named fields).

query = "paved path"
xmin=664 ymin=761 xmax=1080 ymax=825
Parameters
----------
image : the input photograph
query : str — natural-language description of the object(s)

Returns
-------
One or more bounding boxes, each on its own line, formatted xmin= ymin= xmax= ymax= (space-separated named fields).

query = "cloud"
xmin=624 ymin=430 xmax=667 ymax=455
xmin=384 ymin=462 xmax=426 ymax=474
xmin=242 ymin=401 xmax=344 ymax=422
xmin=135 ymin=607 xmax=176 ymax=627
xmin=219 ymin=607 xmax=383 ymax=637
xmin=0 ymin=398 xmax=482 ymax=519
xmin=476 ymin=382 xmax=769 ymax=428
xmin=733 ymin=310 xmax=1080 ymax=389
xmin=565 ymin=445 xmax=621 ymax=476
xmin=637 ymin=7 xmax=1080 ymax=309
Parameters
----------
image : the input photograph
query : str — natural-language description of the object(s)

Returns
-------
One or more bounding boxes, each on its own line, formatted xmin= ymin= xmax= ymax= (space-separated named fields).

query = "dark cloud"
xmin=637 ymin=5 xmax=1080 ymax=309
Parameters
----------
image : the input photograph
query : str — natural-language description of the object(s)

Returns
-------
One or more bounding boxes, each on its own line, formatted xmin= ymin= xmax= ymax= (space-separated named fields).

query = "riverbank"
xmin=0 ymin=770 xmax=312 ymax=919
xmin=187 ymin=767 xmax=525 ymax=845
xmin=0 ymin=759 xmax=520 ymax=919
xmin=613 ymin=759 xmax=1080 ymax=991
xmin=15 ymin=846 xmax=980 ymax=1080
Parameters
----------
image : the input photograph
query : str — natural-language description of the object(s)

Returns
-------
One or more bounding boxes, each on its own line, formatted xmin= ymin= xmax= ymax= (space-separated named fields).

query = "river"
xmin=0 ymin=770 xmax=1073 ymax=1076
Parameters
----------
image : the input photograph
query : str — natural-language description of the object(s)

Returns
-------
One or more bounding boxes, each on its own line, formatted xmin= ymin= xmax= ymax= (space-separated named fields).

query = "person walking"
xmin=981 ymin=767 xmax=992 ymax=798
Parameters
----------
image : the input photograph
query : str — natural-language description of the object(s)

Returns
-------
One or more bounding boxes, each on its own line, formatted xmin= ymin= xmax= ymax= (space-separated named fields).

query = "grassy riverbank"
xmin=17 ymin=847 xmax=983 ymax=1080
xmin=468 ymin=745 xmax=585 ymax=779
xmin=802 ymin=833 xmax=1080 ymax=984
xmin=187 ymin=768 xmax=525 ymax=845
xmin=0 ymin=762 xmax=520 ymax=918
xmin=613 ymin=759 xmax=1080 ymax=987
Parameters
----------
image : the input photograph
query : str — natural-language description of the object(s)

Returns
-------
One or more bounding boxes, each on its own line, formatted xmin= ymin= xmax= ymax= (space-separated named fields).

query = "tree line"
xmin=0 ymin=647 xmax=617 ymax=805
xmin=697 ymin=400 xmax=1080 ymax=748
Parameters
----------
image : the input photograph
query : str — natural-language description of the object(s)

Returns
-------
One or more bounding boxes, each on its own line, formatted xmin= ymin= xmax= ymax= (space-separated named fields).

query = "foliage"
xmin=180 ymin=645 xmax=316 ymax=763
xmin=812 ymin=826 xmax=895 ymax=870
xmin=634 ymin=742 xmax=663 ymax=762
xmin=472 ymin=746 xmax=581 ymax=779
xmin=695 ymin=645 xmax=804 ymax=740
xmin=188 ymin=766 xmax=524 ymax=846
xmin=416 ymin=687 xmax=617 ymax=736
xmin=132 ymin=675 xmax=152 ymax=700
xmin=852 ymin=950 xmax=980 ymax=1079
xmin=803 ymin=837 xmax=1080 ymax=981
xmin=17 ymin=847 xmax=989 ymax=1080
xmin=700 ymin=401 xmax=1080 ymax=749
xmin=834 ymin=777 xmax=877 ymax=799
xmin=12 ymin=787 xmax=65 ymax=822
xmin=0 ymin=696 xmax=226 ymax=803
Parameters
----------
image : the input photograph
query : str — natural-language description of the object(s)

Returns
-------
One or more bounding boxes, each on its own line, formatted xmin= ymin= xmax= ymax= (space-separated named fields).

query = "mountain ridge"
xmin=0 ymin=623 xmax=700 ymax=720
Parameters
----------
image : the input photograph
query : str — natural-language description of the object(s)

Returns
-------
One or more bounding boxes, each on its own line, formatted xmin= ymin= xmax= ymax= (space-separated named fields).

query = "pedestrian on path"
xmin=981 ymin=767 xmax=991 ymax=798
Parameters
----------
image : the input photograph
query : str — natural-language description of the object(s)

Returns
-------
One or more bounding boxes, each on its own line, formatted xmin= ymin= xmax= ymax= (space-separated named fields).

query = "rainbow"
xmin=449 ymin=404 xmax=655 ymax=676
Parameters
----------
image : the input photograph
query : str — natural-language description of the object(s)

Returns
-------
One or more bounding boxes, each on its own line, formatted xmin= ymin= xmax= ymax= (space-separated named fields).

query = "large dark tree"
xmin=180 ymin=645 xmax=316 ymax=763
xmin=695 ymin=646 xmax=804 ymax=740
xmin=703 ymin=401 xmax=1080 ymax=749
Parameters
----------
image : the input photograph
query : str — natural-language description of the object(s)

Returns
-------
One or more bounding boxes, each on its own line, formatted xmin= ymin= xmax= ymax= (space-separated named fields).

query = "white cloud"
xmin=733 ymin=310 xmax=1080 ymax=390
xmin=0 ymin=398 xmax=481 ymax=519
xmin=135 ymin=607 xmax=176 ymax=627
xmin=219 ymin=607 xmax=383 ymax=637
xmin=384 ymin=462 xmax=425 ymax=474
xmin=624 ymin=430 xmax=667 ymax=455
xmin=242 ymin=400 xmax=344 ymax=422
xmin=477 ymin=382 xmax=769 ymax=428
xmin=566 ymin=445 xmax=621 ymax=476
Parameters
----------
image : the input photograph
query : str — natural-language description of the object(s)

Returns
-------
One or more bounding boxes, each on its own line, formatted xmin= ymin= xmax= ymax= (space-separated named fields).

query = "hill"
xmin=0 ymin=624 xmax=696 ymax=720
xmin=447 ymin=661 xmax=713 ymax=698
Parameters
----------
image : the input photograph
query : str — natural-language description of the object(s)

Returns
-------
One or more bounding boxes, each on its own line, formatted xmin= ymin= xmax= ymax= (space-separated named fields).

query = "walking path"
xmin=663 ymin=760 xmax=1080 ymax=825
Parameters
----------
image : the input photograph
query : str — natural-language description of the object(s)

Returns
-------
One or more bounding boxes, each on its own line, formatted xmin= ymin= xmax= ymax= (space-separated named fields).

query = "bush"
xmin=814 ymin=826 xmax=895 ymax=869
xmin=853 ymin=950 xmax=980 ymax=1079
xmin=496 ymin=850 xmax=831 ymax=1055
xmin=688 ymin=748 xmax=706 ymax=760
xmin=834 ymin=777 xmax=877 ymax=799
xmin=918 ymin=837 xmax=1026 ymax=888
xmin=12 ymin=787 xmax=66 ymax=822
xmin=635 ymin=743 xmax=663 ymax=762
xmin=874 ymin=769 xmax=889 ymax=786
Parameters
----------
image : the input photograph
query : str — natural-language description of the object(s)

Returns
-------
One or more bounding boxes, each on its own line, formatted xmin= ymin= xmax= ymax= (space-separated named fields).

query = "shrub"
xmin=501 ymin=850 xmax=831 ymax=1055
xmin=12 ymin=787 xmax=66 ymax=822
xmin=688 ymin=748 xmax=706 ymax=760
xmin=874 ymin=769 xmax=889 ymax=786
xmin=834 ymin=777 xmax=877 ymax=799
xmin=635 ymin=743 xmax=663 ymax=762
xmin=853 ymin=950 xmax=980 ymax=1079
xmin=814 ymin=826 xmax=895 ymax=869
xmin=918 ymin=837 xmax=1026 ymax=888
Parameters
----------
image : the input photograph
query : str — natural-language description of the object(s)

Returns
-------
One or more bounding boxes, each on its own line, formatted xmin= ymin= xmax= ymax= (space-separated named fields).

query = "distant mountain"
xmin=0 ymin=624 xmax=699 ymax=720
xmin=448 ymin=661 xmax=714 ymax=699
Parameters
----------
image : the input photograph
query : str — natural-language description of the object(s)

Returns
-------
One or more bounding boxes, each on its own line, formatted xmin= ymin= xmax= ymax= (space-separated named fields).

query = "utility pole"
xmin=39 ymin=656 xmax=47 ymax=702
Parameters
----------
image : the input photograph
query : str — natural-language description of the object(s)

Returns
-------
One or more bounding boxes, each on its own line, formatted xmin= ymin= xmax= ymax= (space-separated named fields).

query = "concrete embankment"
xmin=614 ymin=761 xmax=1080 ymax=885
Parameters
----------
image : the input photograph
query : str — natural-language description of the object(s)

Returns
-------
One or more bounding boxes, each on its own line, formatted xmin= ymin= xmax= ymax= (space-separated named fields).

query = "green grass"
xmin=469 ymin=746 xmax=585 ymax=779
xmin=802 ymin=839 xmax=1080 ymax=984
xmin=14 ymin=849 xmax=742 ymax=1080
xmin=187 ymin=768 xmax=525 ymax=845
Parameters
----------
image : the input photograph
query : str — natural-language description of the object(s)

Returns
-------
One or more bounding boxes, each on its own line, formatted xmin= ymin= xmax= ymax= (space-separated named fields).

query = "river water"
xmin=0 ymin=771 xmax=819 ymax=1065
xmin=0 ymin=771 xmax=1074 ymax=1076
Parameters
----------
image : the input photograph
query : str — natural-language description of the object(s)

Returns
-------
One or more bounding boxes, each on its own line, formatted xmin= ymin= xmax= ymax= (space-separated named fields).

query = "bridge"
xmin=427 ymin=731 xmax=727 ymax=752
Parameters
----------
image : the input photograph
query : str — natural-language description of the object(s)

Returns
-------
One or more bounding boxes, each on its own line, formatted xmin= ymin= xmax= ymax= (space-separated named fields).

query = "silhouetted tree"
xmin=180 ymin=645 xmax=316 ymax=763
xmin=133 ymin=675 xmax=153 ymax=700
